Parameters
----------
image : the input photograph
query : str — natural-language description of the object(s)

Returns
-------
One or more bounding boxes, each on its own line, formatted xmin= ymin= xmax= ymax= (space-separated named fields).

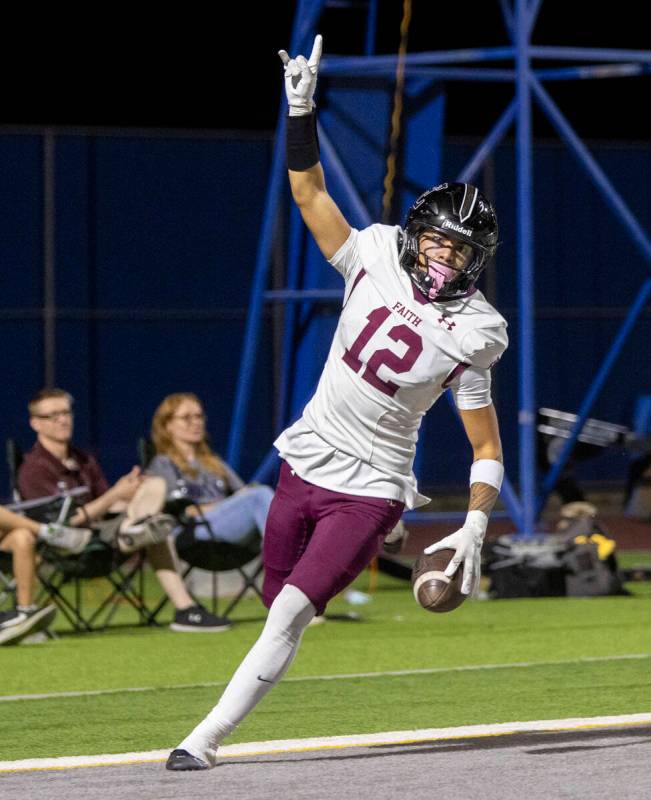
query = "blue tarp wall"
xmin=0 ymin=130 xmax=649 ymax=497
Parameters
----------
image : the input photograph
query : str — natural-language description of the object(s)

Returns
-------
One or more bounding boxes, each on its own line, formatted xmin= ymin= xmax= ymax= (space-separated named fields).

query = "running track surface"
xmin=3 ymin=723 xmax=650 ymax=800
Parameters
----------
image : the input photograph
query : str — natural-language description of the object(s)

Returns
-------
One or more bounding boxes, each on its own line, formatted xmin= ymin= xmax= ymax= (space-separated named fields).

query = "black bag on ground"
xmin=563 ymin=541 xmax=623 ymax=596
xmin=484 ymin=537 xmax=567 ymax=598
xmin=484 ymin=531 xmax=624 ymax=599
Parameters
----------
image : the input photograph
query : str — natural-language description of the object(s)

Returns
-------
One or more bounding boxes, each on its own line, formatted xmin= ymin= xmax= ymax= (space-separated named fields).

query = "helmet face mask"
xmin=399 ymin=182 xmax=498 ymax=302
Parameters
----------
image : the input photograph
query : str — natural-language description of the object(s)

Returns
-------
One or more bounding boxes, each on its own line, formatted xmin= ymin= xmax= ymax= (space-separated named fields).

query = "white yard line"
xmin=0 ymin=652 xmax=648 ymax=703
xmin=1 ymin=713 xmax=651 ymax=773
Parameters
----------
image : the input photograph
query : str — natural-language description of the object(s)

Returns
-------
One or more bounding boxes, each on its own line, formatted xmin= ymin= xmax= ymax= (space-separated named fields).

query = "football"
xmin=411 ymin=548 xmax=466 ymax=613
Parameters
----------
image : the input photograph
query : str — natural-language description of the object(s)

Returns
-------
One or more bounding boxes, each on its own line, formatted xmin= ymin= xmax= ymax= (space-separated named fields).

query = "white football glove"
xmin=423 ymin=511 xmax=488 ymax=596
xmin=278 ymin=34 xmax=323 ymax=116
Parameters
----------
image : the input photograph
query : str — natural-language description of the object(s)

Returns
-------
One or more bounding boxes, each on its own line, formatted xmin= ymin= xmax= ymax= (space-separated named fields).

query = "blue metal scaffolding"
xmin=227 ymin=0 xmax=651 ymax=536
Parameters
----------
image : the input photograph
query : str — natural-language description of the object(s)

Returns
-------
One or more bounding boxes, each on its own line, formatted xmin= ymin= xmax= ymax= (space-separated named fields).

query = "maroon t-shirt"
xmin=17 ymin=441 xmax=110 ymax=501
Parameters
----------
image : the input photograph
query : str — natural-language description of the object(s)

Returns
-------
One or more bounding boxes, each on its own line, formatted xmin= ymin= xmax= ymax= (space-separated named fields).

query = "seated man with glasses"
xmin=17 ymin=388 xmax=231 ymax=632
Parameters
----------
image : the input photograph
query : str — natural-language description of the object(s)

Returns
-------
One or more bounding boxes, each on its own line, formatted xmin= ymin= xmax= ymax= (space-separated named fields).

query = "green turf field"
xmin=1 ymin=558 xmax=650 ymax=762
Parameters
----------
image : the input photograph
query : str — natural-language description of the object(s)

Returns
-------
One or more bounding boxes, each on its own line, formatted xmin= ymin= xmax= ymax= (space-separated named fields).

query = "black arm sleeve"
xmin=286 ymin=111 xmax=320 ymax=171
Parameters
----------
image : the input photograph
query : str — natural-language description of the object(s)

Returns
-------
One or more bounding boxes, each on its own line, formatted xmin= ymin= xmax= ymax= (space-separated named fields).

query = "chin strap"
xmin=396 ymin=229 xmax=406 ymax=261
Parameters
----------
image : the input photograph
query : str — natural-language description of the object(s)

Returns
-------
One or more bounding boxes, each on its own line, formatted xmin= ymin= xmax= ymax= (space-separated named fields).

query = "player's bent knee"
xmin=266 ymin=584 xmax=316 ymax=637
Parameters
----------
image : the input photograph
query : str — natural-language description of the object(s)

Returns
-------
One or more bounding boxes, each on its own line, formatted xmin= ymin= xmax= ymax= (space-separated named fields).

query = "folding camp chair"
xmin=138 ymin=439 xmax=264 ymax=620
xmin=160 ymin=523 xmax=262 ymax=619
xmin=6 ymin=438 xmax=156 ymax=632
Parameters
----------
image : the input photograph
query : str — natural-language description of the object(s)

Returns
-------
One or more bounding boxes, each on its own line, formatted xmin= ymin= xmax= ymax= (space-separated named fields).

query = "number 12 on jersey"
xmin=342 ymin=305 xmax=423 ymax=397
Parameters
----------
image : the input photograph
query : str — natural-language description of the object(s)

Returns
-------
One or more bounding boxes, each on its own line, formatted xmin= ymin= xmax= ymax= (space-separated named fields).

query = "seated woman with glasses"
xmin=147 ymin=394 xmax=274 ymax=546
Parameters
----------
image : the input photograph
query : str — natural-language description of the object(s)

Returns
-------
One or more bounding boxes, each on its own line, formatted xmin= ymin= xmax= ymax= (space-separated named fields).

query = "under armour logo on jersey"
xmin=437 ymin=314 xmax=455 ymax=331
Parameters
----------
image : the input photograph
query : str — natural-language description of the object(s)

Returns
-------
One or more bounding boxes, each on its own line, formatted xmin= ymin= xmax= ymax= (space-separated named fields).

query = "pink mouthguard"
xmin=426 ymin=261 xmax=458 ymax=300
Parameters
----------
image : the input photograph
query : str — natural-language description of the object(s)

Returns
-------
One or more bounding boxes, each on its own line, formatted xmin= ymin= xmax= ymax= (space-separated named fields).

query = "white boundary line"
xmin=1 ymin=713 xmax=651 ymax=773
xmin=1 ymin=652 xmax=649 ymax=704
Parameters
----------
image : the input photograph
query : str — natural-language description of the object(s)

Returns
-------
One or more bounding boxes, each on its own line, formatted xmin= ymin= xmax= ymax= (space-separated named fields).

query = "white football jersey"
xmin=274 ymin=224 xmax=508 ymax=508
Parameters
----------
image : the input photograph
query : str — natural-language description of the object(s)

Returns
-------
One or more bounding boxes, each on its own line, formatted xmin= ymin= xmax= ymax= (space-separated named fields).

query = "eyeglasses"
xmin=33 ymin=409 xmax=73 ymax=422
xmin=171 ymin=413 xmax=207 ymax=424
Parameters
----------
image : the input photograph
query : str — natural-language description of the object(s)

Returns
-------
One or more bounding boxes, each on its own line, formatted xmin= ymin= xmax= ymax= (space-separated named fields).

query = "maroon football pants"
xmin=262 ymin=460 xmax=404 ymax=615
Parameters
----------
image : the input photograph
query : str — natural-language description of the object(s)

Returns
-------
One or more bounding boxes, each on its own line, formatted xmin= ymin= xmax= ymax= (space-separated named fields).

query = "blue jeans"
xmin=192 ymin=485 xmax=274 ymax=544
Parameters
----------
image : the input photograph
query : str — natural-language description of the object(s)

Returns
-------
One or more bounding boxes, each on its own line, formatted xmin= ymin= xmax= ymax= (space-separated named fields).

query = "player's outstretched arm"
xmin=279 ymin=35 xmax=351 ymax=260
xmin=424 ymin=404 xmax=503 ymax=596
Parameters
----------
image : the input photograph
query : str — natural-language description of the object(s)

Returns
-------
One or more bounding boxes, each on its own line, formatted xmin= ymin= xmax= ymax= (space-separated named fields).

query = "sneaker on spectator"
xmin=118 ymin=513 xmax=176 ymax=553
xmin=38 ymin=523 xmax=92 ymax=554
xmin=170 ymin=605 xmax=231 ymax=633
xmin=124 ymin=477 xmax=167 ymax=528
xmin=0 ymin=604 xmax=57 ymax=646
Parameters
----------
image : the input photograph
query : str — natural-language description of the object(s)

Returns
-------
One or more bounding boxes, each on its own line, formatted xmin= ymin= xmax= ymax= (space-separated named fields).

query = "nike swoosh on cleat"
xmin=257 ymin=675 xmax=274 ymax=683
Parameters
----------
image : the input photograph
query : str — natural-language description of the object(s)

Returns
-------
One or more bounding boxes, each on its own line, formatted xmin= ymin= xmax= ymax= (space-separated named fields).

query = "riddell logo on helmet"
xmin=442 ymin=219 xmax=472 ymax=236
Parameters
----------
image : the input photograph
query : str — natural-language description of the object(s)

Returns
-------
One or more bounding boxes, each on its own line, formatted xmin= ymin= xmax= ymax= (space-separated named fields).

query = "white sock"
xmin=177 ymin=584 xmax=315 ymax=765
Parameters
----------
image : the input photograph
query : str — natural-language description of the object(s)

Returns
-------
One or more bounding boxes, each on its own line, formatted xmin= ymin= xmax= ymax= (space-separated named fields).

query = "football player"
xmin=167 ymin=35 xmax=507 ymax=770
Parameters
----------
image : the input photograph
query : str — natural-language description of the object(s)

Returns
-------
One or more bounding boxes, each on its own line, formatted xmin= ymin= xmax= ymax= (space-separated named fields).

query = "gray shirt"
xmin=147 ymin=454 xmax=245 ymax=504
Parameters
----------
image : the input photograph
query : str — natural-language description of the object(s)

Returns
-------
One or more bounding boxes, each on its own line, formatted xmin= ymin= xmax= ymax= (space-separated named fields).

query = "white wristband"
xmin=469 ymin=459 xmax=504 ymax=491
xmin=288 ymin=100 xmax=315 ymax=117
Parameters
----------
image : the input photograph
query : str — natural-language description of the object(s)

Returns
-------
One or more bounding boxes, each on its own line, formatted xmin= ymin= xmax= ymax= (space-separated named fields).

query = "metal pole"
xmin=515 ymin=0 xmax=537 ymax=537
xmin=535 ymin=64 xmax=649 ymax=81
xmin=498 ymin=0 xmax=514 ymax=40
xmin=324 ymin=66 xmax=516 ymax=81
xmin=322 ymin=47 xmax=517 ymax=73
xmin=528 ymin=46 xmax=651 ymax=62
xmin=277 ymin=204 xmax=305 ymax=431
xmin=527 ymin=0 xmax=544 ymax=36
xmin=318 ymin=125 xmax=374 ymax=227
xmin=43 ymin=129 xmax=56 ymax=387
xmin=364 ymin=0 xmax=378 ymax=56
xmin=457 ymin=98 xmax=517 ymax=184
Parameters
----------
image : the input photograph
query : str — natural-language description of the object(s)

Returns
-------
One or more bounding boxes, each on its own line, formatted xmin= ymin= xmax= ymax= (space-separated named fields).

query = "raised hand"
xmin=278 ymin=34 xmax=323 ymax=116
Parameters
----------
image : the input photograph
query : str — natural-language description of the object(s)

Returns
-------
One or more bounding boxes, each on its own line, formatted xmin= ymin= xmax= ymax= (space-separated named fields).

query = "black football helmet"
xmin=399 ymin=182 xmax=499 ymax=302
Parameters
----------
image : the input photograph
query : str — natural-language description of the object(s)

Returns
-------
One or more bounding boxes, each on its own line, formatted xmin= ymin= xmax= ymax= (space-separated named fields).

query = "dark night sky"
xmin=3 ymin=3 xmax=649 ymax=141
